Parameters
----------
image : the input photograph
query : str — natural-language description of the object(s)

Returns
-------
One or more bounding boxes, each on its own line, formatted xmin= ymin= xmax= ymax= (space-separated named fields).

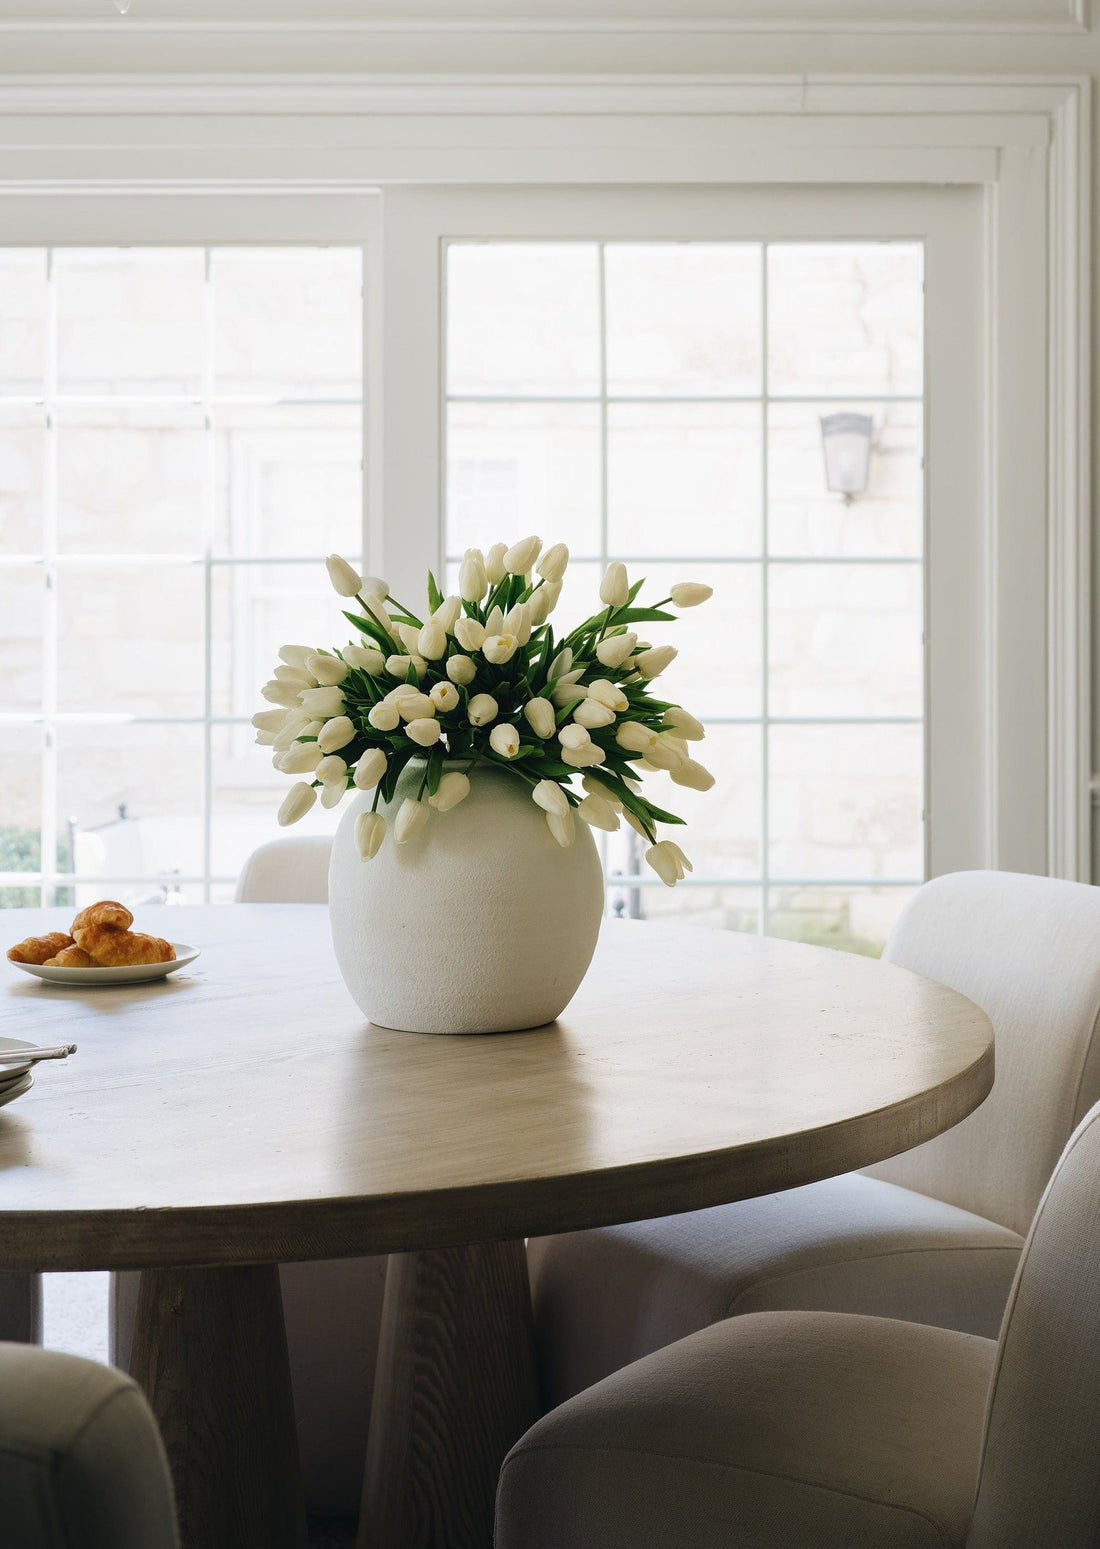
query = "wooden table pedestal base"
xmin=360 ymin=1240 xmax=541 ymax=1549
xmin=130 ymin=1264 xmax=307 ymax=1549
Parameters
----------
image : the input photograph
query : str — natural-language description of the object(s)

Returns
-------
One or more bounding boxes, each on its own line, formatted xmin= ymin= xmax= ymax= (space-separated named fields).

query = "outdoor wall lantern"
xmin=819 ymin=411 xmax=874 ymax=502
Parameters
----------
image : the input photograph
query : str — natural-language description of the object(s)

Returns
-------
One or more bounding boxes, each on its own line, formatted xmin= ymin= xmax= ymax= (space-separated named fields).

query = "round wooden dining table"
xmin=0 ymin=904 xmax=993 ymax=1549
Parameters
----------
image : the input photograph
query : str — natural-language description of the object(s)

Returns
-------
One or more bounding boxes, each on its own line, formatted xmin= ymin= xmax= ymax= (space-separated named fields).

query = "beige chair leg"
xmin=0 ymin=1271 xmax=41 ymax=1343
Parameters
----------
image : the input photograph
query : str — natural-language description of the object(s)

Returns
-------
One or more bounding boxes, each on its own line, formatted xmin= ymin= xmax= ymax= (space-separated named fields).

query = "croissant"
xmin=7 ymin=932 xmax=75 ymax=965
xmin=71 ymin=901 xmax=133 ymax=935
xmin=44 ymin=945 xmax=97 ymax=968
xmin=72 ymin=926 xmax=175 ymax=967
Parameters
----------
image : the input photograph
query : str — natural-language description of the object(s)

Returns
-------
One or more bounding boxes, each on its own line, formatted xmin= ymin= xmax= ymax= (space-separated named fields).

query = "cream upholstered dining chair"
xmin=528 ymin=869 xmax=1100 ymax=1406
xmin=497 ymin=1096 xmax=1100 ymax=1549
xmin=0 ymin=1340 xmax=178 ymax=1548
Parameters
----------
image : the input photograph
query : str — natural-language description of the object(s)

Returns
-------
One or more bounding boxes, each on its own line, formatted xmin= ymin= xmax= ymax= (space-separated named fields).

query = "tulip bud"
xmin=503 ymin=534 xmax=541 ymax=575
xmin=274 ymin=665 xmax=314 ymax=688
xmin=387 ymin=682 xmax=423 ymax=705
xmin=364 ymin=596 xmax=394 ymax=634
xmin=646 ymin=840 xmax=693 ymax=887
xmin=623 ymin=808 xmax=651 ymax=840
xmin=616 ymin=721 xmax=657 ymax=756
xmin=344 ymin=642 xmax=386 ymax=673
xmin=454 ymin=617 xmax=485 ymax=652
xmin=558 ymin=723 xmax=590 ymax=749
xmin=394 ymin=797 xmax=429 ymax=845
xmin=429 ymin=681 xmax=460 ymax=714
xmin=261 ymin=678 xmax=302 ymax=710
xmin=320 ymin=783 xmax=346 ymax=810
xmin=356 ymin=810 xmax=386 ymax=860
xmin=468 ymin=693 xmax=498 ymax=727
xmin=429 ymin=771 xmax=471 ymax=812
xmin=646 ymin=734 xmax=686 ymax=773
xmin=406 ymin=717 xmax=442 ymax=748
xmin=546 ymin=808 xmax=575 ymax=848
xmin=316 ymin=755 xmax=348 ymax=786
xmin=548 ymin=647 xmax=573 ymax=679
xmin=671 ymin=757 xmax=715 ymax=792
xmin=395 ymin=691 xmax=434 ymax=721
xmin=278 ymin=644 xmax=314 ymax=670
xmin=532 ymin=779 xmax=569 ymax=817
xmin=385 ymin=654 xmax=419 ymax=681
xmin=397 ymin=622 xmax=421 ymax=654
xmin=307 ymin=653 xmax=349 ymax=687
xmin=299 ymin=685 xmax=345 ymax=719
xmin=574 ymin=698 xmax=615 ymax=730
xmin=536 ymin=542 xmax=569 ymax=584
xmin=578 ymin=793 xmax=620 ymax=831
xmin=483 ymin=633 xmax=518 ymax=666
xmin=600 ymin=561 xmax=629 ymax=608
xmin=670 ymin=582 xmax=713 ymax=608
xmin=596 ymin=631 xmax=637 ymax=669
xmin=489 ymin=722 xmax=520 ymax=759
xmin=252 ymin=708 xmax=288 ymax=734
xmin=524 ymin=697 xmax=556 ymax=739
xmin=255 ymin=730 xmax=276 ymax=746
xmin=273 ymin=712 xmax=319 ymax=753
xmin=368 ymin=700 xmax=400 ymax=732
xmin=484 ymin=605 xmax=504 ymax=638
xmin=354 ymin=747 xmax=388 ymax=789
xmin=418 ymin=619 xmax=448 ymax=660
xmin=434 ymin=595 xmax=463 ymax=633
xmin=361 ymin=575 xmax=389 ymax=600
xmin=635 ymin=644 xmax=677 ymax=679
xmin=446 ymin=654 xmax=477 ymax=687
xmin=582 ymin=774 xmax=622 ymax=811
xmin=551 ymin=669 xmax=587 ymax=707
xmin=459 ymin=549 xmax=489 ymax=602
xmin=277 ymin=781 xmax=317 ymax=827
xmin=663 ymin=705 xmax=706 ymax=741
xmin=502 ymin=602 xmax=531 ymax=646
xmin=318 ymin=716 xmax=356 ymax=755
xmin=485 ymin=542 xmax=508 ymax=584
xmin=326 ymin=554 xmax=363 ymax=597
xmin=278 ymin=741 xmax=324 ymax=774
xmin=561 ymin=742 xmax=606 ymax=768
xmin=587 ymin=679 xmax=629 ymax=713
xmin=528 ymin=580 xmax=560 ymax=626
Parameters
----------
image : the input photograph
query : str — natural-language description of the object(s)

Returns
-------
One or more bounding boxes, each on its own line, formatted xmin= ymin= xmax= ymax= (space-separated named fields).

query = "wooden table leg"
xmin=129 ymin=1264 xmax=307 ymax=1549
xmin=359 ymin=1239 xmax=540 ymax=1549
xmin=0 ymin=1270 xmax=40 ymax=1342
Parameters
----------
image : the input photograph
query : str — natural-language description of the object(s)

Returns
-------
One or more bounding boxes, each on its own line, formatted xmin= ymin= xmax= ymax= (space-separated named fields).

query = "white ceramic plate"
xmin=0 ymin=1072 xmax=33 ymax=1110
xmin=9 ymin=944 xmax=199 ymax=987
xmin=0 ymin=1037 xmax=35 ymax=1083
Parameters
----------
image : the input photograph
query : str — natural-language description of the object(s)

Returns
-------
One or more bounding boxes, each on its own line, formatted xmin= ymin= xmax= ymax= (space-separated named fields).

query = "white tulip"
xmin=315 ymin=755 xmax=348 ymax=786
xmin=320 ymin=783 xmax=346 ymax=810
xmin=468 ymin=693 xmax=498 ymax=727
xmin=646 ymin=840 xmax=693 ymax=887
xmin=299 ymin=685 xmax=345 ymax=719
xmin=600 ymin=561 xmax=629 ymax=608
xmin=483 ymin=633 xmax=518 ymax=665
xmin=596 ymin=631 xmax=637 ymax=669
xmin=671 ymin=758 xmax=715 ymax=792
xmin=558 ymin=723 xmax=591 ymax=750
xmin=587 ymin=679 xmax=629 ymax=713
xmin=663 ymin=706 xmax=706 ymax=741
xmin=551 ymin=668 xmax=587 ymax=707
xmin=578 ymin=793 xmax=620 ymax=831
xmin=459 ymin=550 xmax=489 ymax=602
xmin=418 ymin=620 xmax=448 ymax=660
xmin=386 ymin=654 xmax=427 ymax=682
xmin=429 ymin=681 xmax=460 ymax=714
xmin=546 ymin=808 xmax=575 ymax=848
xmin=430 ymin=771 xmax=471 ymax=812
xmin=532 ymin=779 xmax=569 ymax=817
xmin=364 ymin=596 xmax=394 ymax=635
xmin=623 ymin=808 xmax=652 ymax=840
xmin=561 ymin=742 xmax=606 ymax=768
xmin=616 ymin=721 xmax=657 ymax=756
xmin=406 ymin=717 xmax=442 ymax=748
xmin=582 ymin=774 xmax=622 ymax=811
xmin=670 ymin=582 xmax=713 ymax=608
xmin=273 ymin=669 xmax=313 ymax=696
xmin=326 ymin=554 xmax=363 ymax=597
xmin=255 ymin=729 xmax=276 ymax=746
xmin=273 ymin=713 xmax=320 ymax=753
xmin=278 ymin=644 xmax=314 ymax=670
xmin=278 ymin=741 xmax=323 ymax=774
xmin=454 ymin=617 xmax=486 ymax=652
xmin=574 ymin=698 xmax=615 ymax=730
xmin=434 ymin=595 xmax=463 ymax=633
xmin=318 ymin=716 xmax=356 ymax=755
xmin=344 ymin=642 xmax=386 ymax=673
xmin=396 ymin=691 xmax=434 ymax=721
xmin=489 ymin=722 xmax=520 ymax=758
xmin=398 ymin=622 xmax=422 ymax=654
xmin=528 ymin=581 xmax=560 ymax=626
xmin=536 ymin=542 xmax=569 ymax=583
xmin=307 ymin=653 xmax=348 ymax=687
xmin=368 ymin=700 xmax=401 ymax=732
xmin=252 ymin=708 xmax=288 ymax=734
xmin=503 ymin=534 xmax=541 ymax=575
xmin=646 ymin=734 xmax=686 ymax=773
xmin=277 ymin=781 xmax=317 ymax=827
xmin=635 ymin=644 xmax=677 ymax=679
xmin=361 ymin=575 xmax=389 ymax=600
xmin=485 ymin=542 xmax=509 ymax=584
xmin=394 ymin=797 xmax=429 ymax=844
xmin=356 ymin=810 xmax=386 ymax=860
xmin=261 ymin=678 xmax=302 ymax=709
xmin=446 ymin=655 xmax=477 ymax=686
xmin=524 ymin=697 xmax=556 ymax=739
xmin=548 ymin=647 xmax=573 ymax=679
xmin=354 ymin=748 xmax=388 ymax=790
xmin=484 ymin=604 xmax=504 ymax=637
xmin=502 ymin=602 xmax=531 ymax=646
xmin=386 ymin=682 xmax=424 ymax=705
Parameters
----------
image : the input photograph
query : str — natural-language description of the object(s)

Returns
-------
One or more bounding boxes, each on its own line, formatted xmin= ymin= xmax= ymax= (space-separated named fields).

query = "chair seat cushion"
xmin=529 ymin=1172 xmax=1022 ymax=1405
xmin=497 ymin=1310 xmax=995 ymax=1549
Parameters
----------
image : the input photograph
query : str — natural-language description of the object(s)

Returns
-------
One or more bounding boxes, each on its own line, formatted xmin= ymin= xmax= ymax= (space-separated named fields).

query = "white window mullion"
xmin=40 ymin=249 xmax=59 ymax=909
xmin=759 ymin=243 xmax=771 ymax=937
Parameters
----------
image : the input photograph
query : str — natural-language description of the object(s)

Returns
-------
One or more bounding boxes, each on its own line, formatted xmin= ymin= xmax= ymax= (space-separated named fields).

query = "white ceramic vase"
xmin=328 ymin=761 xmax=605 ymax=1034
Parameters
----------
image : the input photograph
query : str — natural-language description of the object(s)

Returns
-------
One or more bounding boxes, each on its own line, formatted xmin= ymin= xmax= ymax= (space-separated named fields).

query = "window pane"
xmin=0 ymin=568 xmax=43 ymax=711
xmin=605 ymin=243 xmax=761 ymax=397
xmin=768 ymin=243 xmax=923 ymax=398
xmin=768 ymin=885 xmax=917 ymax=957
xmin=607 ymin=402 xmax=761 ymax=558
xmin=57 ymin=565 xmax=204 ymax=714
xmin=211 ymin=562 xmax=342 ymax=718
xmin=0 ymin=250 xmax=46 ymax=397
xmin=57 ymin=408 xmax=206 ymax=555
xmin=447 ymin=243 xmax=600 ymax=397
xmin=0 ymin=725 xmax=41 ymax=897
xmin=212 ymin=248 xmax=361 ymax=400
xmin=55 ymin=249 xmax=205 ymax=397
xmin=608 ymin=880 xmax=761 ymax=934
xmin=447 ymin=401 xmax=600 ymax=558
xmin=769 ymin=563 xmax=922 ymax=718
xmin=0 ymin=405 xmax=45 ymax=554
xmin=769 ymin=723 xmax=923 ymax=882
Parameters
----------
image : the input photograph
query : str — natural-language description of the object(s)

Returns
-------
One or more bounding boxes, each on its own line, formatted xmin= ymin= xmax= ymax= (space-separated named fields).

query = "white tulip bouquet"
xmin=253 ymin=538 xmax=715 ymax=886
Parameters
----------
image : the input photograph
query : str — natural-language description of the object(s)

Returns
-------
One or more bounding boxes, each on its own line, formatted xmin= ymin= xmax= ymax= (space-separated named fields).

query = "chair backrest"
xmin=234 ymin=836 xmax=333 ymax=904
xmin=967 ymin=1099 xmax=1100 ymax=1548
xmin=866 ymin=870 xmax=1100 ymax=1234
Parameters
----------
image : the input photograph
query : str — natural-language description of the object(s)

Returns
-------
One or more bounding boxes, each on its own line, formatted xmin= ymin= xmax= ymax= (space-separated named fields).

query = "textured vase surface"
xmin=329 ymin=761 xmax=605 ymax=1034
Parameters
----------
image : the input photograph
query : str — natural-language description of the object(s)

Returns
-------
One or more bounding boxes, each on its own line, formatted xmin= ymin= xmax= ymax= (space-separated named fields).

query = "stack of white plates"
xmin=0 ymin=1039 xmax=35 ymax=1111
